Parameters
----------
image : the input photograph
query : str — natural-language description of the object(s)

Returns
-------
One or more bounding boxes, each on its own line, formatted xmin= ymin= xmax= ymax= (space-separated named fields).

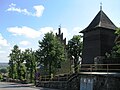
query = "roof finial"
xmin=100 ymin=2 xmax=102 ymax=10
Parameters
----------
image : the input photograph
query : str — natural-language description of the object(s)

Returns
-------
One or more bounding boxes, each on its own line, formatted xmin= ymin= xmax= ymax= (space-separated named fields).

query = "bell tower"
xmin=80 ymin=9 xmax=117 ymax=65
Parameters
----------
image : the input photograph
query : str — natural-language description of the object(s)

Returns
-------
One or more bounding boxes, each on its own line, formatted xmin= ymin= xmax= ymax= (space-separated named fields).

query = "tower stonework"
xmin=80 ymin=10 xmax=117 ymax=64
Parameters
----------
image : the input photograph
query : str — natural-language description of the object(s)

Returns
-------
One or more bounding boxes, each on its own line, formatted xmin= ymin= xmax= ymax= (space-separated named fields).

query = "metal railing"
xmin=37 ymin=64 xmax=120 ymax=82
xmin=38 ymin=73 xmax=70 ymax=82
xmin=80 ymin=64 xmax=120 ymax=71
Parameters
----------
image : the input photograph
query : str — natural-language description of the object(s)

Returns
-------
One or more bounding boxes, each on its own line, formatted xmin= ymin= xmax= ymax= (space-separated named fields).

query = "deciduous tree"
xmin=36 ymin=32 xmax=65 ymax=76
xmin=67 ymin=35 xmax=82 ymax=73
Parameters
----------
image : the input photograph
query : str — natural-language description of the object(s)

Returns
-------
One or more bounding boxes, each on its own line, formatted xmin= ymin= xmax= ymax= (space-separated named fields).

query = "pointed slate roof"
xmin=80 ymin=10 xmax=117 ymax=33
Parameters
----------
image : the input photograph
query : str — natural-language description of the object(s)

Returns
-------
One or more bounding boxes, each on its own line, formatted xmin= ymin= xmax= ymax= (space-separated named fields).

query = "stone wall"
xmin=36 ymin=81 xmax=67 ymax=90
xmin=67 ymin=73 xmax=80 ymax=90
xmin=93 ymin=75 xmax=120 ymax=90
xmin=80 ymin=74 xmax=120 ymax=90
xmin=36 ymin=73 xmax=120 ymax=90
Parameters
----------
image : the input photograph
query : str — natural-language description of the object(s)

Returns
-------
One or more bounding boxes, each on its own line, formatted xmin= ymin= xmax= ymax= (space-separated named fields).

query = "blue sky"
xmin=0 ymin=0 xmax=119 ymax=63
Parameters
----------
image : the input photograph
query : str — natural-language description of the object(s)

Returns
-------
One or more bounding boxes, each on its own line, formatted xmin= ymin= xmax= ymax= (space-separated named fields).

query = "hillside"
xmin=0 ymin=63 xmax=8 ymax=68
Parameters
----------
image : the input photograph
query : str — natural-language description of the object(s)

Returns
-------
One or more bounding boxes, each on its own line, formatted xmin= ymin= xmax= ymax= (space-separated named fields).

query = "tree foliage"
xmin=8 ymin=45 xmax=21 ymax=79
xmin=67 ymin=35 xmax=83 ymax=73
xmin=106 ymin=28 xmax=120 ymax=58
xmin=36 ymin=32 xmax=65 ymax=76
xmin=8 ymin=45 xmax=36 ymax=83
xmin=0 ymin=68 xmax=7 ymax=74
xmin=23 ymin=49 xmax=36 ymax=82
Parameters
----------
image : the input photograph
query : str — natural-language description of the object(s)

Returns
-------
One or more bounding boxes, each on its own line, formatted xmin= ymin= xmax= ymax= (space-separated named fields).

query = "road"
xmin=0 ymin=82 xmax=59 ymax=90
xmin=0 ymin=82 xmax=39 ymax=90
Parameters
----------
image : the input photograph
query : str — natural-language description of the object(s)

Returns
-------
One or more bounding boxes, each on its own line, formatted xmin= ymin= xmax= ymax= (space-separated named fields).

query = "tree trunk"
xmin=49 ymin=62 xmax=52 ymax=78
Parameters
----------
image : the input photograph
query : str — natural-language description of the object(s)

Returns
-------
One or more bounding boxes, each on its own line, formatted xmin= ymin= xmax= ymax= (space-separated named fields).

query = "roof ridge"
xmin=98 ymin=10 xmax=102 ymax=27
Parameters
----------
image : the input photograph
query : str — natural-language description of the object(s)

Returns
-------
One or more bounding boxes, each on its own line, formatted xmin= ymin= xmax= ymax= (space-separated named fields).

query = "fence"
xmin=80 ymin=64 xmax=120 ymax=72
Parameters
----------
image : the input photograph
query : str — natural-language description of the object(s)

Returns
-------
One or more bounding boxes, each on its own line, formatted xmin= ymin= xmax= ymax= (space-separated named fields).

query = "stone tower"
xmin=80 ymin=9 xmax=117 ymax=65
xmin=56 ymin=27 xmax=66 ymax=46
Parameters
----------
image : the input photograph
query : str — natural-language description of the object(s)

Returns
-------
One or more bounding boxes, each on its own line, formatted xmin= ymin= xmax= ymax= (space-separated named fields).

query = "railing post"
xmin=107 ymin=64 xmax=108 ymax=73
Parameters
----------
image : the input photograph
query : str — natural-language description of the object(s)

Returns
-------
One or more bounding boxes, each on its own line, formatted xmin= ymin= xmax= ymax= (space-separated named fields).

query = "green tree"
xmin=36 ymin=32 xmax=65 ymax=76
xmin=0 ymin=74 xmax=3 ymax=81
xmin=0 ymin=68 xmax=7 ymax=74
xmin=8 ymin=45 xmax=22 ymax=80
xmin=19 ymin=63 xmax=26 ymax=81
xmin=23 ymin=49 xmax=36 ymax=83
xmin=8 ymin=53 xmax=15 ymax=79
xmin=29 ymin=50 xmax=36 ymax=83
xmin=67 ymin=35 xmax=83 ymax=73
xmin=106 ymin=28 xmax=120 ymax=58
xmin=8 ymin=45 xmax=37 ymax=82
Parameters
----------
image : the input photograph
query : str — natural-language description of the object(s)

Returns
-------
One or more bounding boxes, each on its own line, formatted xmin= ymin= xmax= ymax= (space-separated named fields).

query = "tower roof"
xmin=80 ymin=10 xmax=117 ymax=33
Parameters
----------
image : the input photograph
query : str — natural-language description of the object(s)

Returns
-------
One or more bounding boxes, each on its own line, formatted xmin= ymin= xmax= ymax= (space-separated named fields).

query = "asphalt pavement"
xmin=0 ymin=82 xmax=59 ymax=90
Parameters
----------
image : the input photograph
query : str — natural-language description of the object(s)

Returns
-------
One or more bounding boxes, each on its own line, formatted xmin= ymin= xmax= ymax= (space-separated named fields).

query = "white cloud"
xmin=20 ymin=48 xmax=26 ymax=51
xmin=0 ymin=51 xmax=6 ymax=54
xmin=7 ymin=26 xmax=41 ymax=38
xmin=71 ymin=27 xmax=83 ymax=36
xmin=39 ymin=27 xmax=54 ymax=35
xmin=73 ymin=27 xmax=82 ymax=33
xmin=0 ymin=48 xmax=10 ymax=62
xmin=20 ymin=41 xmax=31 ymax=46
xmin=7 ymin=26 xmax=55 ymax=38
xmin=39 ymin=27 xmax=68 ymax=39
xmin=33 ymin=5 xmax=45 ymax=17
xmin=7 ymin=26 xmax=83 ymax=41
xmin=0 ymin=34 xmax=9 ymax=46
xmin=70 ymin=27 xmax=83 ymax=41
xmin=0 ymin=55 xmax=9 ymax=63
xmin=6 ymin=3 xmax=44 ymax=17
